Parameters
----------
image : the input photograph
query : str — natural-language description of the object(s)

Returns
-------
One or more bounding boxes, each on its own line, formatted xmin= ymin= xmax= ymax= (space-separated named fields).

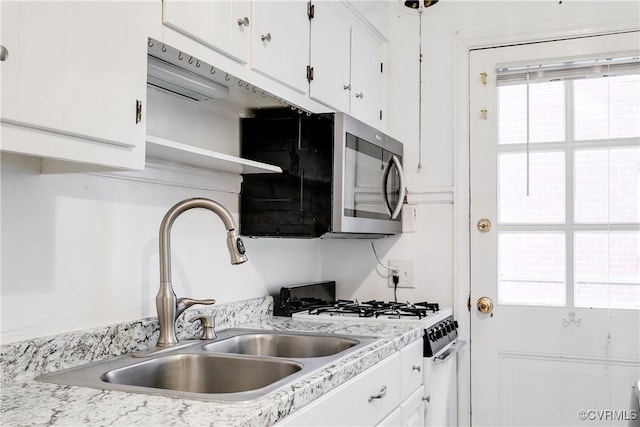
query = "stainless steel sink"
xmin=202 ymin=331 xmax=359 ymax=358
xmin=37 ymin=329 xmax=380 ymax=402
xmin=102 ymin=353 xmax=302 ymax=394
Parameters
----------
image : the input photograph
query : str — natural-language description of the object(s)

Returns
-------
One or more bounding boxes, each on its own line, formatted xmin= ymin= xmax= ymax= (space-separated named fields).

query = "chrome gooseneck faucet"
xmin=156 ymin=198 xmax=248 ymax=346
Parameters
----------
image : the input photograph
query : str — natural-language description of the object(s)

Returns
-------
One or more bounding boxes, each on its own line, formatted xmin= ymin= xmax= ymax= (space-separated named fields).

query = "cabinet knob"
xmin=412 ymin=365 xmax=422 ymax=372
xmin=261 ymin=33 xmax=272 ymax=42
xmin=0 ymin=45 xmax=8 ymax=62
xmin=343 ymin=84 xmax=351 ymax=91
xmin=237 ymin=17 xmax=250 ymax=27
xmin=355 ymin=92 xmax=364 ymax=99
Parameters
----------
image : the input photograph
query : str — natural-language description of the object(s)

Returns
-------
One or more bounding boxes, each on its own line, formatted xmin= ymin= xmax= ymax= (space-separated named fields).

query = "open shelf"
xmin=146 ymin=135 xmax=282 ymax=175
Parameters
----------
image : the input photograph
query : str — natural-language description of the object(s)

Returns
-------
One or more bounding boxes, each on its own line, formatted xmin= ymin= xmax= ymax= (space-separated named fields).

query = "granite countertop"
xmin=1 ymin=297 xmax=423 ymax=426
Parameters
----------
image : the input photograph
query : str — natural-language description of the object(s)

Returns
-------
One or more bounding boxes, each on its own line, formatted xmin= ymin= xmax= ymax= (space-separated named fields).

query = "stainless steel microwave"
xmin=240 ymin=110 xmax=405 ymax=238
xmin=332 ymin=113 xmax=405 ymax=237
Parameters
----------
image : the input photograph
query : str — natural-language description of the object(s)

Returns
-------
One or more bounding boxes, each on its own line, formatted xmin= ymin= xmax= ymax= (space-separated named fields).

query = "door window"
xmin=495 ymin=57 xmax=640 ymax=309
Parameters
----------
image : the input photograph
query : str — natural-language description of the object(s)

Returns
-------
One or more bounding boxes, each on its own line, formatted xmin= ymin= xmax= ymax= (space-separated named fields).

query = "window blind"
xmin=496 ymin=54 xmax=640 ymax=86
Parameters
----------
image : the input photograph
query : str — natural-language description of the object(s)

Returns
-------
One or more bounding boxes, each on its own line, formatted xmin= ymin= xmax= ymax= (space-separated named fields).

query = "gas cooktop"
xmin=303 ymin=299 xmax=440 ymax=319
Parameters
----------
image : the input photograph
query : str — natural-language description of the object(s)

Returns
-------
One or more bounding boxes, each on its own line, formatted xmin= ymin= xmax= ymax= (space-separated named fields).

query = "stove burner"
xmin=415 ymin=301 xmax=440 ymax=313
xmin=305 ymin=299 xmax=440 ymax=318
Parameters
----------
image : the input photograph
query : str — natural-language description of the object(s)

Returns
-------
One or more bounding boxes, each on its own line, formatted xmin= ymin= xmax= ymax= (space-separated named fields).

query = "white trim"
xmin=405 ymin=186 xmax=454 ymax=204
xmin=456 ymin=21 xmax=639 ymax=52
xmin=452 ymin=28 xmax=472 ymax=427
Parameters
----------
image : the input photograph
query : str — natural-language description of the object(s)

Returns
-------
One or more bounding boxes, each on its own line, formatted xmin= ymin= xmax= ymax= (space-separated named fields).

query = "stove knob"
xmin=454 ymin=320 xmax=459 ymax=329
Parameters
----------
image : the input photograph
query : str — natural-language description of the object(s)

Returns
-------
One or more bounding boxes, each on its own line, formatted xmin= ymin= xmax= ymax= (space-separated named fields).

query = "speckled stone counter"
xmin=1 ymin=297 xmax=423 ymax=426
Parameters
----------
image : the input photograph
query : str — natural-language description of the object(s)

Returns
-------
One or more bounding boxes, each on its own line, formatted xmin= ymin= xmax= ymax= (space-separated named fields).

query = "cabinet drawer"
xmin=400 ymin=339 xmax=424 ymax=401
xmin=278 ymin=352 xmax=401 ymax=426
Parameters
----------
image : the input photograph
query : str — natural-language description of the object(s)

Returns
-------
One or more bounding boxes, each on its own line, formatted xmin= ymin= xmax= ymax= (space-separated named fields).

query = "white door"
xmin=470 ymin=32 xmax=640 ymax=426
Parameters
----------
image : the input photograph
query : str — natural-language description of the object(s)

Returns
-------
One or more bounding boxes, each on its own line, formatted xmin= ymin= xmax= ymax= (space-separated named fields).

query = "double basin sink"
xmin=37 ymin=328 xmax=379 ymax=402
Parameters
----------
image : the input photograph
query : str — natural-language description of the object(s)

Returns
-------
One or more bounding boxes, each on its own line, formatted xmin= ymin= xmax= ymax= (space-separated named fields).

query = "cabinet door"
xmin=376 ymin=407 xmax=402 ymax=427
xmin=0 ymin=1 xmax=18 ymax=122
xmin=163 ymin=1 xmax=216 ymax=53
xmin=1 ymin=2 xmax=148 ymax=170
xmin=163 ymin=0 xmax=250 ymax=64
xmin=309 ymin=1 xmax=351 ymax=112
xmin=400 ymin=338 xmax=424 ymax=401
xmin=277 ymin=352 xmax=401 ymax=426
xmin=251 ymin=1 xmax=309 ymax=94
xmin=350 ymin=24 xmax=383 ymax=126
xmin=401 ymin=386 xmax=426 ymax=427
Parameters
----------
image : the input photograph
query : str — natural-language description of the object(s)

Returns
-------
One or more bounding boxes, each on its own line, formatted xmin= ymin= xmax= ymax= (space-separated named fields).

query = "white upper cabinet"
xmin=163 ymin=0 xmax=251 ymax=64
xmin=309 ymin=1 xmax=386 ymax=128
xmin=250 ymin=1 xmax=310 ymax=94
xmin=0 ymin=1 xmax=151 ymax=171
xmin=308 ymin=1 xmax=351 ymax=113
xmin=349 ymin=24 xmax=384 ymax=126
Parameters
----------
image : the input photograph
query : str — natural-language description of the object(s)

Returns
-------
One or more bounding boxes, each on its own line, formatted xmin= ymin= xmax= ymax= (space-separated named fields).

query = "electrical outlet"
xmin=388 ymin=260 xmax=414 ymax=288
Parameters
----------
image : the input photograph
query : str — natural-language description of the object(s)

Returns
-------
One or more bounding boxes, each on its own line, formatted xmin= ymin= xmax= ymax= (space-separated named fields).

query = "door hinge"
xmin=135 ymin=100 xmax=142 ymax=124
xmin=306 ymin=65 xmax=314 ymax=82
xmin=307 ymin=1 xmax=315 ymax=19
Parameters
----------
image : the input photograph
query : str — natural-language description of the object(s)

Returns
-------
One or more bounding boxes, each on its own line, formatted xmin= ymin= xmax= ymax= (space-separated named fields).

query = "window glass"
xmin=574 ymin=75 xmax=640 ymax=140
xmin=498 ymin=151 xmax=565 ymax=223
xmin=575 ymin=232 xmax=640 ymax=309
xmin=498 ymin=81 xmax=565 ymax=144
xmin=498 ymin=233 xmax=566 ymax=306
xmin=575 ymin=147 xmax=640 ymax=224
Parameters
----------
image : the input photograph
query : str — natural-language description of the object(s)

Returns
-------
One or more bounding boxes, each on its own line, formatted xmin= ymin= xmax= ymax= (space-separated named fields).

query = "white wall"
xmin=0 ymin=88 xmax=322 ymax=344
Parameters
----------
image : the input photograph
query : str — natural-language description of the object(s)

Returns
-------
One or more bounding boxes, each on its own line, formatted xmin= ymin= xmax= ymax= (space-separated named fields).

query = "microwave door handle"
xmin=381 ymin=155 xmax=406 ymax=220
xmin=382 ymin=157 xmax=394 ymax=217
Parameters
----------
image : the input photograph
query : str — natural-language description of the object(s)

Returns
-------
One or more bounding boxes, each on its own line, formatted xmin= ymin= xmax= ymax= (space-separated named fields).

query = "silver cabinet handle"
xmin=368 ymin=385 xmax=387 ymax=402
xmin=412 ymin=365 xmax=422 ymax=372
xmin=237 ymin=17 xmax=250 ymax=27
xmin=343 ymin=84 xmax=351 ymax=91
xmin=355 ymin=92 xmax=364 ymax=99
xmin=0 ymin=45 xmax=8 ymax=61
xmin=261 ymin=33 xmax=271 ymax=42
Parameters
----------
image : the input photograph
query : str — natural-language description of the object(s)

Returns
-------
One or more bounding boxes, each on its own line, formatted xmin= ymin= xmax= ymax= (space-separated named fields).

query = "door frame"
xmin=451 ymin=21 xmax=640 ymax=427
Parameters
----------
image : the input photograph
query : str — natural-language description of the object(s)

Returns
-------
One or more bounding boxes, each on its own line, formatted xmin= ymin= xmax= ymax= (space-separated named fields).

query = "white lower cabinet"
xmin=400 ymin=386 xmax=426 ymax=427
xmin=278 ymin=339 xmax=425 ymax=426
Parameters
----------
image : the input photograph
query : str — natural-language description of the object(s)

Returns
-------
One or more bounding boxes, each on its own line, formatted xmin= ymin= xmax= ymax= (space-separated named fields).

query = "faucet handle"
xmin=190 ymin=315 xmax=216 ymax=340
xmin=176 ymin=297 xmax=216 ymax=315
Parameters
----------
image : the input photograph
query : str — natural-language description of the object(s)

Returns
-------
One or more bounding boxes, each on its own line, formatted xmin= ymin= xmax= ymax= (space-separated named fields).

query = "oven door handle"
xmin=382 ymin=155 xmax=406 ymax=220
xmin=433 ymin=340 xmax=467 ymax=365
